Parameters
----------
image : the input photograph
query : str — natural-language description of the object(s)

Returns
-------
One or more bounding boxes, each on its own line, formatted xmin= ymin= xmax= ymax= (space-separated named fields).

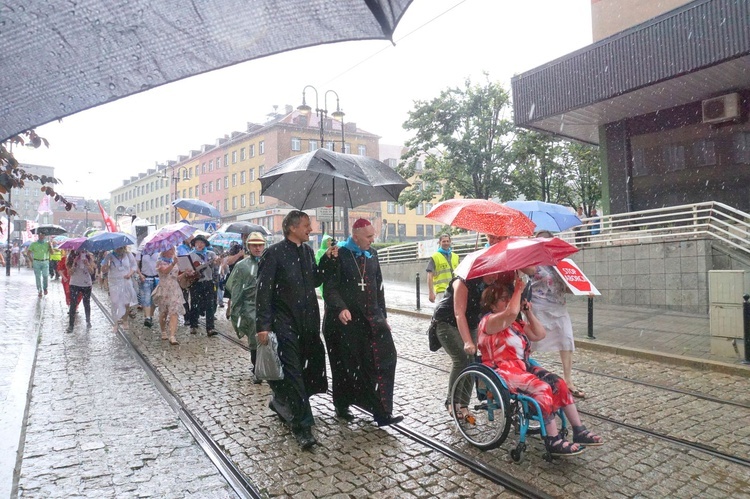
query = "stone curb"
xmin=386 ymin=306 xmax=750 ymax=379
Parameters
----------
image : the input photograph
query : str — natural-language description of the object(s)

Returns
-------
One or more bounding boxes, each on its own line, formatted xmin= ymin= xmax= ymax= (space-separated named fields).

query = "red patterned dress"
xmin=477 ymin=316 xmax=574 ymax=418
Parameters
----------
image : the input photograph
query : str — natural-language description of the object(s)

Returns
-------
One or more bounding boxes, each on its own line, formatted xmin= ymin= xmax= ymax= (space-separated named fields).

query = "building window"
xmin=224 ymin=199 xmax=228 ymax=212
xmin=232 ymin=197 xmax=237 ymax=210
xmin=240 ymin=148 xmax=246 ymax=161
xmin=195 ymin=165 xmax=200 ymax=176
xmin=250 ymin=144 xmax=255 ymax=157
xmin=215 ymin=179 xmax=221 ymax=191
xmin=249 ymin=168 xmax=255 ymax=181
xmin=387 ymin=223 xmax=395 ymax=237
xmin=398 ymin=204 xmax=406 ymax=214
xmin=209 ymin=160 xmax=213 ymax=171
xmin=232 ymin=151 xmax=237 ymax=164
xmin=250 ymin=192 xmax=256 ymax=206
xmin=182 ymin=189 xmax=186 ymax=198
xmin=224 ymin=176 xmax=228 ymax=189
xmin=663 ymin=145 xmax=686 ymax=172
xmin=426 ymin=225 xmax=434 ymax=237
xmin=240 ymin=171 xmax=246 ymax=184
xmin=425 ymin=202 xmax=433 ymax=213
xmin=291 ymin=137 xmax=301 ymax=151
xmin=202 ymin=183 xmax=207 ymax=195
xmin=308 ymin=140 xmax=318 ymax=151
xmin=416 ymin=203 xmax=424 ymax=215
xmin=216 ymin=157 xmax=221 ymax=169
xmin=201 ymin=163 xmax=206 ymax=174
xmin=259 ymin=141 xmax=265 ymax=154
xmin=208 ymin=182 xmax=213 ymax=193
xmin=241 ymin=194 xmax=246 ymax=208
xmin=416 ymin=224 xmax=424 ymax=237
xmin=387 ymin=158 xmax=397 ymax=168
xmin=259 ymin=194 xmax=265 ymax=204
xmin=224 ymin=154 xmax=228 ymax=167
xmin=232 ymin=173 xmax=237 ymax=186
xmin=357 ymin=145 xmax=366 ymax=156
xmin=694 ymin=140 xmax=716 ymax=167
xmin=259 ymin=166 xmax=265 ymax=176
xmin=189 ymin=187 xmax=193 ymax=197
xmin=342 ymin=143 xmax=350 ymax=154
xmin=387 ymin=202 xmax=395 ymax=214
xmin=326 ymin=141 xmax=335 ymax=150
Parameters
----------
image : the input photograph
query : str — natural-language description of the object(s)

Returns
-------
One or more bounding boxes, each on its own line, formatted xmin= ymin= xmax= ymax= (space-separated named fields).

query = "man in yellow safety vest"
xmin=426 ymin=234 xmax=459 ymax=303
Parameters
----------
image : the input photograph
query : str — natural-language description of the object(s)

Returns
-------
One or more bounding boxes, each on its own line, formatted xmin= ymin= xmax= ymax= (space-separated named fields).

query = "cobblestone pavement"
xmin=8 ymin=267 xmax=750 ymax=498
xmin=109 ymin=289 xmax=518 ymax=498
xmin=14 ymin=272 xmax=232 ymax=498
xmin=386 ymin=312 xmax=750 ymax=498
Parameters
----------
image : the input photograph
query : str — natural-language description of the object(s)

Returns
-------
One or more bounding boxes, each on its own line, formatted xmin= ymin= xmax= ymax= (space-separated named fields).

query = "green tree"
xmin=397 ymin=76 xmax=517 ymax=207
xmin=511 ymin=129 xmax=571 ymax=205
xmin=562 ymin=141 xmax=601 ymax=217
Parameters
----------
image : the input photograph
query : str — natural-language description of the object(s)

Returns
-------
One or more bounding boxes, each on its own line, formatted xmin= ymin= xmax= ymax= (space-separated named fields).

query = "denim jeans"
xmin=32 ymin=260 xmax=49 ymax=293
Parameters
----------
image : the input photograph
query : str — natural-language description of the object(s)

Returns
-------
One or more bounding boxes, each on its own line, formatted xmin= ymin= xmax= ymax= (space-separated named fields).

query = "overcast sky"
xmin=14 ymin=0 xmax=593 ymax=200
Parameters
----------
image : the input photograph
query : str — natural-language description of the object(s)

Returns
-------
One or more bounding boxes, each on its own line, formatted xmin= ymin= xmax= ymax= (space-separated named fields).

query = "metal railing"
xmin=377 ymin=201 xmax=750 ymax=264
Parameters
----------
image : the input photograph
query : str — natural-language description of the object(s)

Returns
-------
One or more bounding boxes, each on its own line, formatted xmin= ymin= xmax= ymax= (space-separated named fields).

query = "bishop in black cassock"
xmin=321 ymin=219 xmax=401 ymax=427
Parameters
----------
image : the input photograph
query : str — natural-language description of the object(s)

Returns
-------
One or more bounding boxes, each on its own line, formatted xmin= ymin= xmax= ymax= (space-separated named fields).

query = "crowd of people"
xmin=16 ymin=209 xmax=603 ymax=456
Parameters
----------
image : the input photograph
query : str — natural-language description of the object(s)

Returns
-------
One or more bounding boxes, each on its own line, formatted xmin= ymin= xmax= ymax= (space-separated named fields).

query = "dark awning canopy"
xmin=511 ymin=0 xmax=750 ymax=145
xmin=0 ymin=0 xmax=413 ymax=142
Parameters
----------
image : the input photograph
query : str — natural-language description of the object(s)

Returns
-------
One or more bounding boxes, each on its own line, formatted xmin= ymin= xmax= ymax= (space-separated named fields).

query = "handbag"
xmin=255 ymin=332 xmax=284 ymax=381
xmin=428 ymin=319 xmax=441 ymax=352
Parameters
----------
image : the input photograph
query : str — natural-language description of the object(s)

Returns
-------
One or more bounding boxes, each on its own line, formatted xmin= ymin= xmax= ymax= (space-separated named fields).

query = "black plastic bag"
xmin=428 ymin=320 xmax=441 ymax=352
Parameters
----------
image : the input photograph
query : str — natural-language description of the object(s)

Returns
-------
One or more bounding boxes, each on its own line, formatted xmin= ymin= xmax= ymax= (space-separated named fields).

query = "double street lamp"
xmin=297 ymin=85 xmax=350 ymax=236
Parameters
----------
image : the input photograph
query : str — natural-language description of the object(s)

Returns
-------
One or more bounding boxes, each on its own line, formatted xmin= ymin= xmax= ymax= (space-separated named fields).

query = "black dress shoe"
xmin=375 ymin=414 xmax=404 ymax=427
xmin=294 ymin=427 xmax=317 ymax=449
xmin=335 ymin=406 xmax=355 ymax=421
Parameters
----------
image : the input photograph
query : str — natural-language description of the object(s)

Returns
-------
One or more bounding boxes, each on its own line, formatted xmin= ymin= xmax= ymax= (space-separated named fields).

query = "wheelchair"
xmin=448 ymin=360 xmax=567 ymax=463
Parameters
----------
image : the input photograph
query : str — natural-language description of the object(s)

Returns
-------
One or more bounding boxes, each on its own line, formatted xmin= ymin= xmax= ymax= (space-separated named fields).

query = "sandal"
xmin=573 ymin=426 xmax=604 ymax=447
xmin=545 ymin=436 xmax=585 ymax=457
xmin=169 ymin=336 xmax=179 ymax=345
xmin=459 ymin=406 xmax=476 ymax=425
xmin=570 ymin=388 xmax=586 ymax=399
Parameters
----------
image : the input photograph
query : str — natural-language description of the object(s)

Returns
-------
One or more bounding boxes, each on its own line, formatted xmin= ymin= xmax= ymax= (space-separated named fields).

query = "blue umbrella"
xmin=208 ymin=231 xmax=242 ymax=248
xmin=504 ymin=201 xmax=582 ymax=233
xmin=80 ymin=232 xmax=137 ymax=252
xmin=172 ymin=198 xmax=220 ymax=218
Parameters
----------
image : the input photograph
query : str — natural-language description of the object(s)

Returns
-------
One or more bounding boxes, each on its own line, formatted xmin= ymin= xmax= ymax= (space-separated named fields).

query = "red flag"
xmin=97 ymin=201 xmax=118 ymax=232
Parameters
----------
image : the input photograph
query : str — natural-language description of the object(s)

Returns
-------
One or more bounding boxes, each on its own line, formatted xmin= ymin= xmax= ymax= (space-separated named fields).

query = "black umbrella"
xmin=0 ymin=1 xmax=414 ymax=141
xmin=31 ymin=224 xmax=67 ymax=236
xmin=259 ymin=149 xmax=409 ymax=238
xmin=221 ymin=221 xmax=271 ymax=236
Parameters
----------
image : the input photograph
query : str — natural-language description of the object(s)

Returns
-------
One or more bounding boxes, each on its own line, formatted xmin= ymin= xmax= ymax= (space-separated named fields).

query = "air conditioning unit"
xmin=702 ymin=93 xmax=741 ymax=124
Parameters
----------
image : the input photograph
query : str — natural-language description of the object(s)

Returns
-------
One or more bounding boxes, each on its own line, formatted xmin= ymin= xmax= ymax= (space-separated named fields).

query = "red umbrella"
xmin=454 ymin=237 xmax=578 ymax=280
xmin=426 ymin=199 xmax=535 ymax=237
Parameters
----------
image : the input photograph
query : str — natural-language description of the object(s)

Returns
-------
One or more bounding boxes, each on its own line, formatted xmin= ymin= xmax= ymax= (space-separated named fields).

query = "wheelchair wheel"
xmin=449 ymin=365 xmax=511 ymax=450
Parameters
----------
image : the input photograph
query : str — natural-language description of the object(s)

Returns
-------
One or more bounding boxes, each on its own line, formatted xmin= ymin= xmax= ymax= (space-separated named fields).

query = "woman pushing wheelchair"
xmin=477 ymin=274 xmax=604 ymax=456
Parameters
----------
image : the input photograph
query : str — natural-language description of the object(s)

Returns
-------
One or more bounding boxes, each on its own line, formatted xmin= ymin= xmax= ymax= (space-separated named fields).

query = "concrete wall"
xmin=381 ymin=237 xmax=750 ymax=315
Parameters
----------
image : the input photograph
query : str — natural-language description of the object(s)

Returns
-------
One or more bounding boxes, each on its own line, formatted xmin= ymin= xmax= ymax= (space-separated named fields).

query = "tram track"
xmin=92 ymin=292 xmax=550 ymax=499
xmin=215 ymin=329 xmax=552 ymax=499
xmin=389 ymin=320 xmax=750 ymax=410
xmin=91 ymin=294 xmax=262 ymax=499
xmin=389 ymin=327 xmax=750 ymax=469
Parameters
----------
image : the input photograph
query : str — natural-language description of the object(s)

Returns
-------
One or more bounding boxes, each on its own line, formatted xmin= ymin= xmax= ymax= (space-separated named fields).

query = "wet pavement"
xmin=2 ymin=268 xmax=749 ymax=498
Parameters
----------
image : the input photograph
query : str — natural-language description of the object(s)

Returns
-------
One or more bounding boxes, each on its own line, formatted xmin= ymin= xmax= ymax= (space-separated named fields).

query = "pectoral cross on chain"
xmin=358 ymin=278 xmax=367 ymax=291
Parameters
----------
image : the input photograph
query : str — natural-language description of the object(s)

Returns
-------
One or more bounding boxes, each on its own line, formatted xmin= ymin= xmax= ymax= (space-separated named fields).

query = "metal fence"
xmin=377 ymin=201 xmax=750 ymax=264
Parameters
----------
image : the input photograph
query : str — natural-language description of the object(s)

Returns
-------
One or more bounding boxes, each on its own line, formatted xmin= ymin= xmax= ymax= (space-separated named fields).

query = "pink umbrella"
xmin=454 ymin=237 xmax=579 ymax=281
xmin=57 ymin=237 xmax=86 ymax=250
xmin=140 ymin=222 xmax=196 ymax=255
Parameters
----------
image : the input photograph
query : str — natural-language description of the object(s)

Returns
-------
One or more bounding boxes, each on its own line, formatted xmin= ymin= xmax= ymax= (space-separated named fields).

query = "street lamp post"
xmin=169 ymin=166 xmax=191 ymax=223
xmin=298 ymin=86 xmax=349 ymax=237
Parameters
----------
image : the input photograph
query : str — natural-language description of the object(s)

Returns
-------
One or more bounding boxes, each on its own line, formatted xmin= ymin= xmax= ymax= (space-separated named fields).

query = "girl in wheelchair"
xmin=477 ymin=275 xmax=604 ymax=457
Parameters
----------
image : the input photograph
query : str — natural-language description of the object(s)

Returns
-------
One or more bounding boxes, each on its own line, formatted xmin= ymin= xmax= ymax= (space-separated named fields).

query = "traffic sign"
xmin=553 ymin=258 xmax=600 ymax=296
xmin=204 ymin=222 xmax=217 ymax=233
